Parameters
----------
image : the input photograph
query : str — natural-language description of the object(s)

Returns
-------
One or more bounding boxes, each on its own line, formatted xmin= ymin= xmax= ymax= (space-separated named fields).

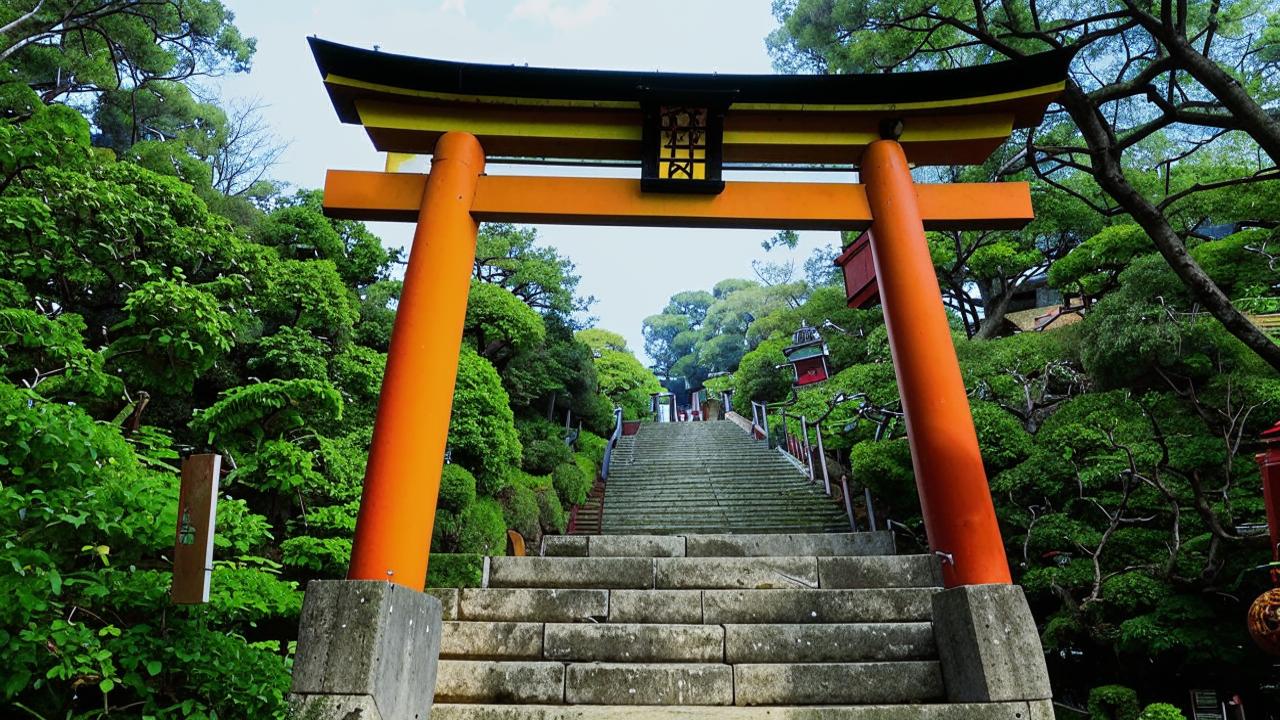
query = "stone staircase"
xmin=601 ymin=421 xmax=849 ymax=535
xmin=427 ymin=531 xmax=1052 ymax=718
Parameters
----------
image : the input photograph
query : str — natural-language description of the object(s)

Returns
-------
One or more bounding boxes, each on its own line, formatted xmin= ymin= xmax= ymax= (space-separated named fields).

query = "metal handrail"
xmin=764 ymin=393 xmax=891 ymax=534
xmin=600 ymin=406 xmax=624 ymax=480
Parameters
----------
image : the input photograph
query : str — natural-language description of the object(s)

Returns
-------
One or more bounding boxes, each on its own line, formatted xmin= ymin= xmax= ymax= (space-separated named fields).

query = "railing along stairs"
xmin=749 ymin=393 xmax=902 ymax=533
xmin=567 ymin=406 xmax=622 ymax=535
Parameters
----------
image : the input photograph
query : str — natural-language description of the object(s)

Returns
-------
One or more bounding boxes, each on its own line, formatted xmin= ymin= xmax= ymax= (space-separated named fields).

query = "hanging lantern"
xmin=1249 ymin=588 xmax=1280 ymax=655
xmin=782 ymin=320 xmax=831 ymax=386
xmin=640 ymin=94 xmax=730 ymax=195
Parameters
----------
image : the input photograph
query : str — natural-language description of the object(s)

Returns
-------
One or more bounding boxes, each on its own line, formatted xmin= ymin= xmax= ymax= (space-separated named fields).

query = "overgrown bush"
xmin=535 ymin=486 xmax=568 ymax=535
xmin=426 ymin=553 xmax=485 ymax=588
xmin=454 ymin=498 xmax=507 ymax=556
xmin=501 ymin=481 xmax=542 ymax=543
xmin=577 ymin=430 xmax=607 ymax=467
xmin=552 ymin=461 xmax=592 ymax=507
xmin=440 ymin=463 xmax=478 ymax=511
xmin=1138 ymin=704 xmax=1186 ymax=720
xmin=1089 ymin=685 xmax=1140 ymax=720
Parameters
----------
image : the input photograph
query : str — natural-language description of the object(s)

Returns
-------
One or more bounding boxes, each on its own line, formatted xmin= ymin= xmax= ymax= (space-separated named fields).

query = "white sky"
xmin=215 ymin=0 xmax=841 ymax=361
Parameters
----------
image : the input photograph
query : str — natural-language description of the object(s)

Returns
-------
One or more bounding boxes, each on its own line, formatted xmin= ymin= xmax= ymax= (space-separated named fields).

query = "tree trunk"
xmin=974 ymin=284 xmax=1017 ymax=340
xmin=1060 ymin=83 xmax=1280 ymax=373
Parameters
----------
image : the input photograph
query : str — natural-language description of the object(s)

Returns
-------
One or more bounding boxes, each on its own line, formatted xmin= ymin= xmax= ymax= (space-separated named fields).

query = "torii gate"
xmin=308 ymin=38 xmax=1071 ymax=592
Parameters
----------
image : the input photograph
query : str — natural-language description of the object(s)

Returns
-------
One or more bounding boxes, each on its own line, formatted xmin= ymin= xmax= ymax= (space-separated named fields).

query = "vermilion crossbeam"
xmin=323 ymin=170 xmax=1034 ymax=230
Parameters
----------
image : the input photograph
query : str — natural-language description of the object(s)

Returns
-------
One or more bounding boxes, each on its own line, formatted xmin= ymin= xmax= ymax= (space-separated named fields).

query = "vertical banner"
xmin=171 ymin=454 xmax=221 ymax=604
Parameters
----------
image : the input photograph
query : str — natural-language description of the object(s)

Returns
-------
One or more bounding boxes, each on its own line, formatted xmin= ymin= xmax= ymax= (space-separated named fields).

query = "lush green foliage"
xmin=1089 ymin=685 xmax=1140 ymax=720
xmin=0 ymin=22 xmax=650 ymax=714
xmin=674 ymin=229 xmax=1278 ymax=711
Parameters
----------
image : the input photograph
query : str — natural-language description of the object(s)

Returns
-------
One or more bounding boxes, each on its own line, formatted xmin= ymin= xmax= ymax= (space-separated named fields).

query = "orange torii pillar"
xmin=347 ymin=132 xmax=485 ymax=590
xmin=861 ymin=138 xmax=1011 ymax=587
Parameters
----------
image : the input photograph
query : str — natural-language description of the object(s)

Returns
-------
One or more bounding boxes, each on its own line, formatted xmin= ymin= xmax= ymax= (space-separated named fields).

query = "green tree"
xmin=768 ymin=0 xmax=1280 ymax=369
xmin=578 ymin=327 xmax=663 ymax=420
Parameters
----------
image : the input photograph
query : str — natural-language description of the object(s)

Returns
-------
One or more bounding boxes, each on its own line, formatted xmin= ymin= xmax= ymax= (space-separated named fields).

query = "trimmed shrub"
xmin=523 ymin=438 xmax=572 ymax=475
xmin=501 ymin=482 xmax=541 ymax=543
xmin=439 ymin=463 xmax=477 ymax=512
xmin=1138 ymin=705 xmax=1186 ymax=720
xmin=535 ymin=487 xmax=567 ymax=535
xmin=1089 ymin=685 xmax=1140 ymax=720
xmin=452 ymin=498 xmax=506 ymax=556
xmin=426 ymin=553 xmax=485 ymax=588
xmin=576 ymin=430 xmax=607 ymax=467
xmin=573 ymin=451 xmax=597 ymax=485
xmin=552 ymin=461 xmax=592 ymax=507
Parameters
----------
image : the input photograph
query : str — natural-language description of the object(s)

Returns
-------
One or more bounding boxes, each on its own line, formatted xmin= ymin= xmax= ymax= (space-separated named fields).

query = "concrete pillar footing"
xmin=931 ymin=583 xmax=1052 ymax=703
xmin=289 ymin=580 xmax=442 ymax=720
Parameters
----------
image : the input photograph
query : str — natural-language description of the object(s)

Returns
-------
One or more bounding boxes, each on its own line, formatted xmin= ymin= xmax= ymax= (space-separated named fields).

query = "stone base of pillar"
xmin=931 ymin=584 xmax=1053 ymax=703
xmin=289 ymin=580 xmax=442 ymax=720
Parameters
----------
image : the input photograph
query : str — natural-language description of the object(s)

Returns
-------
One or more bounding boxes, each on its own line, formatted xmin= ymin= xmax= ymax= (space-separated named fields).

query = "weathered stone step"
xmin=441 ymin=621 xmax=543 ymax=659
xmin=435 ymin=660 xmax=564 ymax=704
xmin=601 ymin=474 xmax=803 ymax=484
xmin=606 ymin=588 xmax=934 ymax=624
xmin=541 ymin=532 xmax=894 ymax=558
xmin=453 ymin=588 xmax=934 ymax=624
xmin=602 ymin=521 xmax=851 ymax=533
xmin=432 ymin=701 xmax=1056 ymax=719
xmin=724 ymin=623 xmax=935 ymax=662
xmin=734 ymin=662 xmax=944 ymax=705
xmin=459 ymin=588 xmax=608 ymax=622
xmin=690 ymin=532 xmax=894 ymax=558
xmin=545 ymin=623 xmax=723 ymax=662
xmin=601 ymin=516 xmax=846 ymax=526
xmin=440 ymin=621 xmax=934 ymax=663
xmin=487 ymin=555 xmax=938 ymax=591
xmin=567 ymin=663 xmax=733 ymax=705
xmin=435 ymin=660 xmax=943 ymax=706
xmin=601 ymin=525 xmax=852 ymax=537
xmin=701 ymin=588 xmax=934 ymax=624
xmin=601 ymin=487 xmax=830 ymax=498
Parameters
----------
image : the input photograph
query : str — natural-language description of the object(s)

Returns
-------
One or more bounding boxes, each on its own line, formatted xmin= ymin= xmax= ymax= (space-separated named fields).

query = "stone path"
xmin=427 ymin=421 xmax=1051 ymax=717
xmin=601 ymin=421 xmax=848 ymax=535
xmin=428 ymin=532 xmax=1050 ymax=717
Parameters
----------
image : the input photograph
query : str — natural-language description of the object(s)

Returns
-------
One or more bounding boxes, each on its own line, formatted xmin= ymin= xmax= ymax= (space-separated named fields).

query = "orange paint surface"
xmin=322 ymin=170 xmax=1033 ymax=231
xmin=346 ymin=132 xmax=485 ymax=590
xmin=861 ymin=139 xmax=1011 ymax=587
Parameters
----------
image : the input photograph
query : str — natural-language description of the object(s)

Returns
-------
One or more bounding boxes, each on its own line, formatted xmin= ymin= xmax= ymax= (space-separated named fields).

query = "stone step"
xmin=544 ymin=623 xmax=724 ymax=662
xmin=435 ymin=660 xmax=565 ymax=704
xmin=432 ymin=701 xmax=1056 ymax=719
xmin=700 ymin=588 xmax=935 ymax=624
xmin=566 ymin=662 xmax=733 ymax=705
xmin=459 ymin=588 xmax=608 ymax=622
xmin=542 ymin=532 xmax=894 ymax=558
xmin=607 ymin=588 xmax=934 ymax=624
xmin=723 ymin=622 xmax=935 ymax=662
xmin=606 ymin=481 xmax=814 ymax=488
xmin=601 ymin=520 xmax=855 ymax=532
xmin=441 ymin=621 xmax=544 ymax=660
xmin=690 ymin=532 xmax=895 ymax=558
xmin=434 ymin=661 xmax=943 ymax=706
xmin=454 ymin=588 xmax=934 ymax=624
xmin=733 ymin=662 xmax=944 ymax=705
xmin=601 ymin=493 xmax=833 ymax=504
xmin=601 ymin=507 xmax=840 ymax=516
xmin=439 ymin=621 xmax=934 ymax=663
xmin=486 ymin=556 xmax=935 ymax=591
xmin=602 ymin=521 xmax=851 ymax=533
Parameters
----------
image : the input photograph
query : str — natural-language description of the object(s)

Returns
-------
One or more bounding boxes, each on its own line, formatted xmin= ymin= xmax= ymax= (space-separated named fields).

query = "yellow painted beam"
xmin=352 ymin=97 xmax=1016 ymax=165
xmin=323 ymin=170 xmax=1034 ymax=231
xmin=325 ymin=72 xmax=1063 ymax=115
